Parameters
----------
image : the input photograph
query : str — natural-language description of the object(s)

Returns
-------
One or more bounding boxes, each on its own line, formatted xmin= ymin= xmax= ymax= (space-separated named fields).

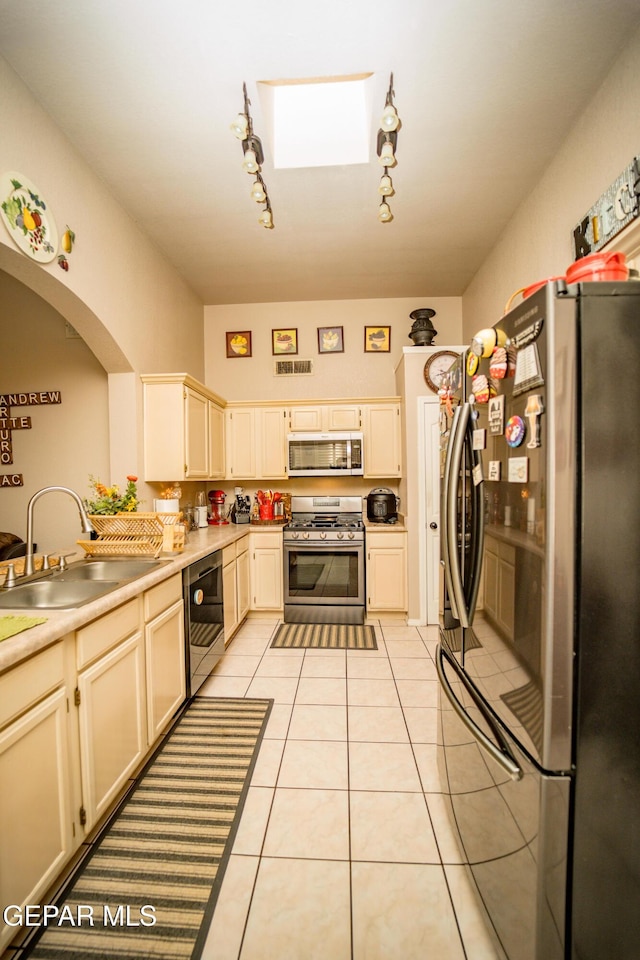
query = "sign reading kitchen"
xmin=0 ymin=390 xmax=62 ymax=487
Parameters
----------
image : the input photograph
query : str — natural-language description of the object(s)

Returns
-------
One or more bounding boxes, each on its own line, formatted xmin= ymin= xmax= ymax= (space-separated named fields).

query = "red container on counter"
xmin=259 ymin=503 xmax=274 ymax=521
xmin=565 ymin=251 xmax=628 ymax=284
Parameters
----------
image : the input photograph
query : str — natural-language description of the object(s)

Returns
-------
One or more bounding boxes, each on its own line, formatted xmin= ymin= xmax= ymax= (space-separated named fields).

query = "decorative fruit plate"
xmin=0 ymin=171 xmax=58 ymax=262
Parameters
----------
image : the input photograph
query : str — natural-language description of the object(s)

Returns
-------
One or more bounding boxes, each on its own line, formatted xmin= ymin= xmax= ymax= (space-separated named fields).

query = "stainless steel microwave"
xmin=287 ymin=432 xmax=364 ymax=476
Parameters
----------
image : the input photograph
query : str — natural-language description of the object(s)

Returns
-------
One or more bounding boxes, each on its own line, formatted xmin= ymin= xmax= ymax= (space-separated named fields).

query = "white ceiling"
xmin=0 ymin=0 xmax=637 ymax=305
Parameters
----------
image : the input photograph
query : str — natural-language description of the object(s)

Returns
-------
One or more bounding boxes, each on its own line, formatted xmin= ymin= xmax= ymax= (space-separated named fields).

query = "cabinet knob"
xmin=430 ymin=521 xmax=438 ymax=530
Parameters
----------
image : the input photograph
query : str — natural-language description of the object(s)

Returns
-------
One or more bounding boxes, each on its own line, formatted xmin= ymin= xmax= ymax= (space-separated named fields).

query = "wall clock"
xmin=423 ymin=350 xmax=459 ymax=393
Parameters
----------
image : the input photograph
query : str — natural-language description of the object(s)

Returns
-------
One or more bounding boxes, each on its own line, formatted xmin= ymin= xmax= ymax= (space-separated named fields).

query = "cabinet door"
xmin=364 ymin=403 xmax=402 ymax=477
xmin=223 ymin=558 xmax=239 ymax=641
xmin=260 ymin=407 xmax=288 ymax=478
xmin=0 ymin=689 xmax=73 ymax=949
xmin=367 ymin=547 xmax=407 ymax=611
xmin=145 ymin=599 xmax=186 ymax=744
xmin=251 ymin=546 xmax=283 ymax=610
xmin=236 ymin=542 xmax=250 ymax=623
xmin=327 ymin=405 xmax=361 ymax=430
xmin=226 ymin=408 xmax=256 ymax=479
xmin=289 ymin=405 xmax=324 ymax=432
xmin=483 ymin=544 xmax=499 ymax=621
xmin=77 ymin=632 xmax=146 ymax=831
xmin=185 ymin=387 xmax=209 ymax=479
xmin=208 ymin=401 xmax=225 ymax=478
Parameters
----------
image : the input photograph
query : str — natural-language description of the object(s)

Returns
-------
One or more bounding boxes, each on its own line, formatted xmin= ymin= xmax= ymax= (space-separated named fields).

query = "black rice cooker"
xmin=366 ymin=487 xmax=399 ymax=523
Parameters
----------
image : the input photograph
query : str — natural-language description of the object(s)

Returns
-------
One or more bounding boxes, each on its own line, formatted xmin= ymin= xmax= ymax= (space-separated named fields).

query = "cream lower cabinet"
xmin=366 ymin=530 xmax=407 ymax=613
xmin=144 ymin=574 xmax=186 ymax=744
xmin=223 ymin=535 xmax=250 ymax=641
xmin=76 ymin=621 xmax=147 ymax=833
xmin=250 ymin=531 xmax=283 ymax=611
xmin=0 ymin=642 xmax=74 ymax=954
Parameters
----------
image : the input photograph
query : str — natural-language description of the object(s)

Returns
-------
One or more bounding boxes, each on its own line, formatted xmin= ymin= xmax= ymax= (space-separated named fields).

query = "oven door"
xmin=284 ymin=540 xmax=365 ymax=622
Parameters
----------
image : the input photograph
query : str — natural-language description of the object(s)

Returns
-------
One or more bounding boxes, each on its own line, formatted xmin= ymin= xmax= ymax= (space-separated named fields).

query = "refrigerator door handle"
xmin=436 ymin=642 xmax=523 ymax=781
xmin=467 ymin=428 xmax=485 ymax=624
xmin=445 ymin=403 xmax=471 ymax=626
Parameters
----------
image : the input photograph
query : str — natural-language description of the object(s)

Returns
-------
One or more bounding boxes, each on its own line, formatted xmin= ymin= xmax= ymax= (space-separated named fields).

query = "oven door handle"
xmin=436 ymin=642 xmax=522 ymax=781
xmin=284 ymin=540 xmax=364 ymax=548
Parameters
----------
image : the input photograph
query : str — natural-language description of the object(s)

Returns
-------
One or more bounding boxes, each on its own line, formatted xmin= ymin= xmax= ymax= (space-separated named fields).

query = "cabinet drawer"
xmin=236 ymin=534 xmax=249 ymax=556
xmin=223 ymin=543 xmax=237 ymax=566
xmin=77 ymin=598 xmax=140 ymax=669
xmin=0 ymin=641 xmax=65 ymax=729
xmin=250 ymin=531 xmax=283 ymax=550
xmin=143 ymin=573 xmax=182 ymax=622
xmin=366 ymin=532 xmax=406 ymax=550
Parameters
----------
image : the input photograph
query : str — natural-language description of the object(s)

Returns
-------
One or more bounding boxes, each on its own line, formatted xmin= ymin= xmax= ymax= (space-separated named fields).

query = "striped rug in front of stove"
xmin=271 ymin=621 xmax=377 ymax=649
xmin=24 ymin=697 xmax=271 ymax=960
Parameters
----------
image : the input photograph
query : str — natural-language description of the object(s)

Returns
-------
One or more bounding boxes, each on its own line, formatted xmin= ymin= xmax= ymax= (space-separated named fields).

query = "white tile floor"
xmin=198 ymin=620 xmax=506 ymax=960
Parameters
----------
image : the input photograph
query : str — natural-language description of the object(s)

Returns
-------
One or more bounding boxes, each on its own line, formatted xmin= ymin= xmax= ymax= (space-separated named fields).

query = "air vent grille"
xmin=274 ymin=358 xmax=314 ymax=376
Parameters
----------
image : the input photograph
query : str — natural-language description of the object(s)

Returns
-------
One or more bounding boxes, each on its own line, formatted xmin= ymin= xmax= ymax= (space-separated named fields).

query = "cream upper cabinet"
xmin=289 ymin=404 xmax=362 ymax=432
xmin=208 ymin=399 xmax=226 ymax=479
xmin=225 ymin=407 xmax=256 ymax=479
xmin=141 ymin=374 xmax=226 ymax=482
xmin=366 ymin=530 xmax=407 ymax=613
xmin=363 ymin=402 xmax=402 ymax=477
xmin=225 ymin=405 xmax=287 ymax=480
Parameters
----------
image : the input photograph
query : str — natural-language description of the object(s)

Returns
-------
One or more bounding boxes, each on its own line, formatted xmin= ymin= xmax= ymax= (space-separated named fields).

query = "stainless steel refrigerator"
xmin=436 ymin=280 xmax=640 ymax=960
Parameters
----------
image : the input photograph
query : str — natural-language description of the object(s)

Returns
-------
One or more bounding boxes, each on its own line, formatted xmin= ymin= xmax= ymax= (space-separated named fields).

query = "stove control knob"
xmin=320 ymin=532 xmax=327 ymax=540
xmin=348 ymin=532 xmax=355 ymax=539
xmin=303 ymin=532 xmax=310 ymax=540
xmin=337 ymin=532 xmax=344 ymax=539
xmin=292 ymin=532 xmax=299 ymax=539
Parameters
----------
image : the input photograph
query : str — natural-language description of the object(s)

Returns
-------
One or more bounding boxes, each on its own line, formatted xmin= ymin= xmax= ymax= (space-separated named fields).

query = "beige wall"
xmin=0 ymin=57 xmax=206 ymax=548
xmin=462 ymin=25 xmax=640 ymax=338
xmin=204 ymin=297 xmax=463 ymax=401
xmin=0 ymin=274 xmax=111 ymax=551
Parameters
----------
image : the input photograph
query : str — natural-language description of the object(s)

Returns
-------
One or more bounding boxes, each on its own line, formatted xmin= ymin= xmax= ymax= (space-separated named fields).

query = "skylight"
xmin=257 ymin=74 xmax=374 ymax=170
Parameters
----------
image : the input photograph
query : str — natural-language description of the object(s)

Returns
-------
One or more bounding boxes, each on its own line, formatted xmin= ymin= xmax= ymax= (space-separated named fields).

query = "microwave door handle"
xmin=346 ymin=437 xmax=351 ymax=470
xmin=436 ymin=643 xmax=522 ymax=781
xmin=446 ymin=403 xmax=471 ymax=626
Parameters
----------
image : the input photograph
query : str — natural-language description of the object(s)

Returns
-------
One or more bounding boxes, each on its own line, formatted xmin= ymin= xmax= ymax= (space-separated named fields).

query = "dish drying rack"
xmin=78 ymin=513 xmax=184 ymax=557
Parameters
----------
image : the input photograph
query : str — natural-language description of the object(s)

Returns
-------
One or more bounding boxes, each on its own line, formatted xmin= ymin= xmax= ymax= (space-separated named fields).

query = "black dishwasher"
xmin=182 ymin=551 xmax=224 ymax=695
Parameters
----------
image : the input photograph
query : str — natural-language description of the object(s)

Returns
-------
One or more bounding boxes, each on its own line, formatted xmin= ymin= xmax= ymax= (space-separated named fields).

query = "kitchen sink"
xmin=0 ymin=558 xmax=169 ymax=610
xmin=58 ymin=559 xmax=165 ymax=581
xmin=0 ymin=578 xmax=121 ymax=609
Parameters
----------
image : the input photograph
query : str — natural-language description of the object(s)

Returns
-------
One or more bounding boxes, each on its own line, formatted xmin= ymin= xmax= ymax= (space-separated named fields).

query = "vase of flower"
xmin=85 ymin=475 xmax=141 ymax=517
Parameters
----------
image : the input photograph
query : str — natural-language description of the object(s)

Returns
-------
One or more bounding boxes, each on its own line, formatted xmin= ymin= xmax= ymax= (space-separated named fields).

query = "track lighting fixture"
xmin=375 ymin=73 xmax=400 ymax=222
xmin=231 ymin=83 xmax=275 ymax=229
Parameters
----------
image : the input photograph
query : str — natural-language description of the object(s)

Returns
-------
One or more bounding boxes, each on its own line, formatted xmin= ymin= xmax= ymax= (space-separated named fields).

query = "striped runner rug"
xmin=24 ymin=697 xmax=272 ymax=960
xmin=271 ymin=621 xmax=377 ymax=650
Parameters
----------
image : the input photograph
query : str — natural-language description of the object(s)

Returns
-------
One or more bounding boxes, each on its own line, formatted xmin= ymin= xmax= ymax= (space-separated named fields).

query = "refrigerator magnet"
xmin=473 ymin=428 xmax=486 ymax=450
xmin=489 ymin=346 xmax=508 ymax=379
xmin=525 ymin=394 xmax=544 ymax=448
xmin=466 ymin=351 xmax=479 ymax=376
xmin=488 ymin=394 xmax=505 ymax=435
xmin=508 ymin=456 xmax=529 ymax=483
xmin=488 ymin=460 xmax=502 ymax=481
xmin=505 ymin=415 xmax=526 ymax=447
xmin=513 ymin=342 xmax=544 ymax=396
xmin=472 ymin=462 xmax=484 ymax=486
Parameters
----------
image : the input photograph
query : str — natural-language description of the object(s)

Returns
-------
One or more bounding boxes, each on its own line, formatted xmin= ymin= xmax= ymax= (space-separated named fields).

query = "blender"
xmin=208 ymin=490 xmax=229 ymax=525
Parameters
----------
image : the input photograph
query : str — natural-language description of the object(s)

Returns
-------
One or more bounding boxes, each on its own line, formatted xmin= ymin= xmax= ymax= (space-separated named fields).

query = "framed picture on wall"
xmin=317 ymin=326 xmax=344 ymax=353
xmin=272 ymin=328 xmax=298 ymax=355
xmin=364 ymin=325 xmax=391 ymax=352
xmin=226 ymin=331 xmax=252 ymax=358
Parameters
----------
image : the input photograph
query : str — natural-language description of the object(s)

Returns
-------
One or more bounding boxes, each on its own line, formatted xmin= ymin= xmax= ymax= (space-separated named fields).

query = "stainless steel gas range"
xmin=283 ymin=495 xmax=365 ymax=624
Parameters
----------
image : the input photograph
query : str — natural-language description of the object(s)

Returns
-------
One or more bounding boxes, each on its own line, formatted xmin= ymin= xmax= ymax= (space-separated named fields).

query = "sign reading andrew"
xmin=0 ymin=389 xmax=62 ymax=487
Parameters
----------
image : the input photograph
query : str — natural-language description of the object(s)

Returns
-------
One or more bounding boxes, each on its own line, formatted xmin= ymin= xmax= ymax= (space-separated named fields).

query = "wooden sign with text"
xmin=0 ymin=390 xmax=62 ymax=487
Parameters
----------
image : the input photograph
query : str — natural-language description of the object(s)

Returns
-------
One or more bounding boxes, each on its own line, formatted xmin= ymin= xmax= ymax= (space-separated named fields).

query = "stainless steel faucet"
xmin=24 ymin=486 xmax=95 ymax=576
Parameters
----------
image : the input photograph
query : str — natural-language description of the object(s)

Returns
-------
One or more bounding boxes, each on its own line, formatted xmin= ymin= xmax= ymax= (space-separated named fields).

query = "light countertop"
xmin=0 ymin=523 xmax=270 ymax=674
